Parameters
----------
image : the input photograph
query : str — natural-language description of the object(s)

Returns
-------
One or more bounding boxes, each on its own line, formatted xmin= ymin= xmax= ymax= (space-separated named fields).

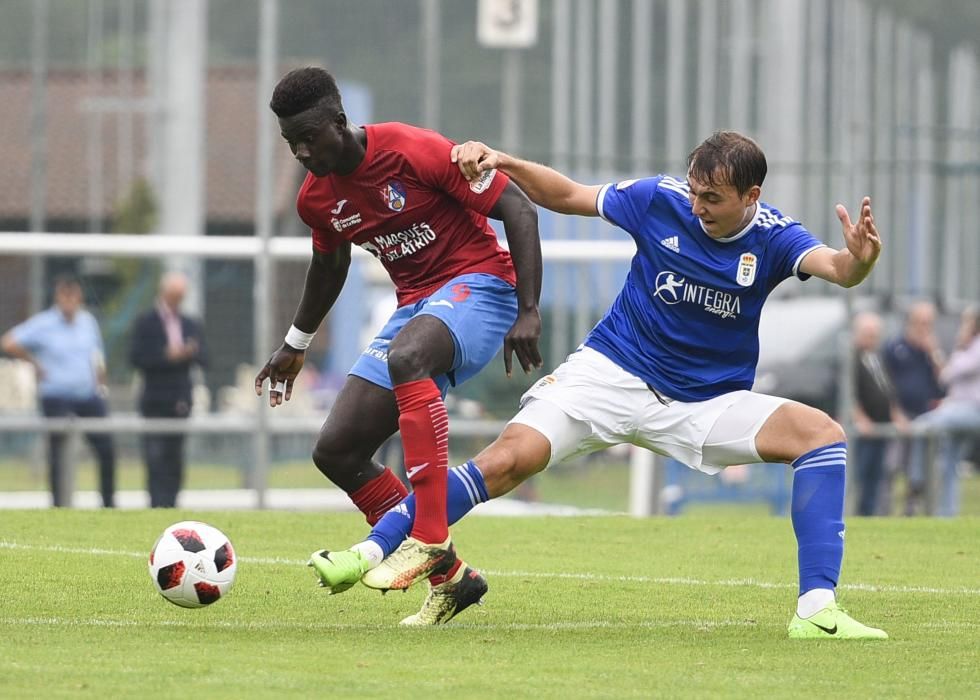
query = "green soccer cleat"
xmin=400 ymin=564 xmax=489 ymax=626
xmin=360 ymin=536 xmax=456 ymax=592
xmin=307 ymin=549 xmax=370 ymax=595
xmin=787 ymin=602 xmax=889 ymax=640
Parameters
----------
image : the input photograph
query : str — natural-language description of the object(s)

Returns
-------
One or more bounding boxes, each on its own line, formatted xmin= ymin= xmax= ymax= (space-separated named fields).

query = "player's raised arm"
xmin=254 ymin=244 xmax=351 ymax=405
xmin=799 ymin=196 xmax=882 ymax=288
xmin=452 ymin=141 xmax=602 ymax=217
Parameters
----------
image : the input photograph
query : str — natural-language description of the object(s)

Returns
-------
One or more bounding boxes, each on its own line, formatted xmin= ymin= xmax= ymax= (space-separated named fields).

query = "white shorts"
xmin=509 ymin=346 xmax=789 ymax=474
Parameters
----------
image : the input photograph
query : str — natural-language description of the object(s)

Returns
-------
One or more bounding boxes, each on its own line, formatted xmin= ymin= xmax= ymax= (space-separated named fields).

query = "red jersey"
xmin=295 ymin=122 xmax=516 ymax=306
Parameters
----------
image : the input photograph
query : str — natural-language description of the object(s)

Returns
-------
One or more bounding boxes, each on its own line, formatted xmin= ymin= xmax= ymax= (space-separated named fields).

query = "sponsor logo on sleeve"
xmin=331 ymin=211 xmax=362 ymax=232
xmin=469 ymin=168 xmax=497 ymax=194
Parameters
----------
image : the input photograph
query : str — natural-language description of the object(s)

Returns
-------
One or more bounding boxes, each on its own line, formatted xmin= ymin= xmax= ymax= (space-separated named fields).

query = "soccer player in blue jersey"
xmin=312 ymin=131 xmax=888 ymax=638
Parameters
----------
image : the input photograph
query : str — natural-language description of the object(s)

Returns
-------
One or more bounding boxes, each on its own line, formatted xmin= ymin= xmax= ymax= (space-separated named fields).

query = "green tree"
xmin=102 ymin=177 xmax=160 ymax=382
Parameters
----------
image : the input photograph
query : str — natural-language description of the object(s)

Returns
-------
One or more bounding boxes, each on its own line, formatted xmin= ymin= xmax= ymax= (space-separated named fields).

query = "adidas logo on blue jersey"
xmin=660 ymin=235 xmax=680 ymax=253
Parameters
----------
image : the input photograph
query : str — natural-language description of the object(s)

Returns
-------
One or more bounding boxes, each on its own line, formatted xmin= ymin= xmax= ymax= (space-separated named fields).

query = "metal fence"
xmin=0 ymin=234 xmax=970 ymax=516
xmin=1 ymin=0 xmax=978 ymax=513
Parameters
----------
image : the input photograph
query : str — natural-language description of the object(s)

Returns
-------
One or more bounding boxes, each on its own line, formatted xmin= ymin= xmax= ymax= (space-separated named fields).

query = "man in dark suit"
xmin=130 ymin=271 xmax=207 ymax=508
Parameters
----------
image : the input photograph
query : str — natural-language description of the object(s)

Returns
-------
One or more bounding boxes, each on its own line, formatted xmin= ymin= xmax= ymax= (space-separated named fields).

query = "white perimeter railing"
xmin=0 ymin=412 xmax=666 ymax=515
xmin=0 ymin=232 xmax=653 ymax=512
xmin=0 ymin=232 xmax=960 ymax=516
xmin=0 ymin=413 xmax=960 ymax=516
xmin=0 ymin=232 xmax=638 ymax=262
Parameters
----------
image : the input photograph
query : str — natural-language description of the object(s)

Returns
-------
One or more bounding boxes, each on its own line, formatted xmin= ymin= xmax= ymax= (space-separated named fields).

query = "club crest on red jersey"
xmin=382 ymin=181 xmax=407 ymax=212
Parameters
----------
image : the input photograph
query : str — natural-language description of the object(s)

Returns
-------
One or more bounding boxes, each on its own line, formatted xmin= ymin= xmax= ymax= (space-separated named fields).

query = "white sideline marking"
xmin=482 ymin=569 xmax=980 ymax=596
xmin=0 ymin=616 xmax=751 ymax=632
xmin=922 ymin=621 xmax=980 ymax=629
xmin=2 ymin=539 xmax=978 ymax=597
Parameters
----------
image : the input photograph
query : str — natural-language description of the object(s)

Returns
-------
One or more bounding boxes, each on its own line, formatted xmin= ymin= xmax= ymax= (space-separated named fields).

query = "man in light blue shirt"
xmin=2 ymin=276 xmax=116 ymax=507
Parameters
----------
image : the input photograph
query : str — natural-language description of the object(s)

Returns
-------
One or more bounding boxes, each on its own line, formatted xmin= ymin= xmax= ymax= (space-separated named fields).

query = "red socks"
xmin=393 ymin=378 xmax=449 ymax=544
xmin=348 ymin=455 xmax=462 ymax=585
xmin=428 ymin=559 xmax=462 ymax=586
xmin=349 ymin=467 xmax=408 ymax=526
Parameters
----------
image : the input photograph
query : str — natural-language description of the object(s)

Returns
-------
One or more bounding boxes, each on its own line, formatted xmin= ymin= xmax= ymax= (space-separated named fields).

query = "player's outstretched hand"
xmin=503 ymin=308 xmax=543 ymax=377
xmin=254 ymin=345 xmax=306 ymax=407
xmin=836 ymin=196 xmax=881 ymax=266
xmin=451 ymin=141 xmax=503 ymax=182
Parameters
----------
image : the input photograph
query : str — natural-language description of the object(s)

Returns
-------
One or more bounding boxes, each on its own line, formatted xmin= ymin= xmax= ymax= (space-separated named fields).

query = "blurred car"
xmin=754 ymin=296 xmax=965 ymax=418
xmin=754 ymin=296 xmax=846 ymax=416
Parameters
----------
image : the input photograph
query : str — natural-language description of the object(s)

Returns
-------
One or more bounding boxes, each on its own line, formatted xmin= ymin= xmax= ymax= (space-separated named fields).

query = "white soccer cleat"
xmin=360 ymin=536 xmax=456 ymax=591
xmin=400 ymin=564 xmax=488 ymax=626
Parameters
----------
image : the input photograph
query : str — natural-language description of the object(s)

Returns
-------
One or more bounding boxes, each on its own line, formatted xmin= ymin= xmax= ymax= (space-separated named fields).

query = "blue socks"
xmin=367 ymin=460 xmax=489 ymax=557
xmin=366 ymin=446 xmax=846 ymax=599
xmin=791 ymin=442 xmax=847 ymax=595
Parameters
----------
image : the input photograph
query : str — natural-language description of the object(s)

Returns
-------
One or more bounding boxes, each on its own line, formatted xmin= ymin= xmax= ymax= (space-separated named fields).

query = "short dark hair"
xmin=269 ymin=67 xmax=343 ymax=119
xmin=687 ymin=131 xmax=767 ymax=196
xmin=53 ymin=274 xmax=81 ymax=292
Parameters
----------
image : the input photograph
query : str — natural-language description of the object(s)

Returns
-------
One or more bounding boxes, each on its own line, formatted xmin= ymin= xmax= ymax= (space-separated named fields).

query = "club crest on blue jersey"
xmin=382 ymin=181 xmax=407 ymax=212
xmin=736 ymin=253 xmax=758 ymax=287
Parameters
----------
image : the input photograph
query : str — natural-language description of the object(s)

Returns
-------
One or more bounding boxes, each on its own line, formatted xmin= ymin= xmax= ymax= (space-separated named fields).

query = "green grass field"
xmin=0 ymin=511 xmax=977 ymax=698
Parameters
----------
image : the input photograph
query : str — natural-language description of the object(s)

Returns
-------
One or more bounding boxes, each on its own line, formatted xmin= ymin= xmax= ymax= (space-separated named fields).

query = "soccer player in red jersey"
xmin=254 ymin=67 xmax=543 ymax=612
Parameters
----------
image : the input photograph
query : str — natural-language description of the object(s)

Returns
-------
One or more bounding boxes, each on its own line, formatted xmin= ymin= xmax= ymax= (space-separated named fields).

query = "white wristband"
xmin=284 ymin=324 xmax=315 ymax=350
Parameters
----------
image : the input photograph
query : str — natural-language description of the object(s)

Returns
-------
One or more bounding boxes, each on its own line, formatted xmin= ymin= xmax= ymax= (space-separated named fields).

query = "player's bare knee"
xmin=825 ymin=416 xmax=847 ymax=445
xmin=759 ymin=402 xmax=846 ymax=463
xmin=310 ymin=437 xmax=337 ymax=476
xmin=796 ymin=408 xmax=846 ymax=453
xmin=311 ymin=433 xmax=356 ymax=479
xmin=388 ymin=317 xmax=455 ymax=384
xmin=386 ymin=343 xmax=428 ymax=384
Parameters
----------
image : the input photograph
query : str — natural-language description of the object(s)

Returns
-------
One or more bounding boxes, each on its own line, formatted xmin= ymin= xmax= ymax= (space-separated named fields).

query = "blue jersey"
xmin=588 ymin=175 xmax=825 ymax=402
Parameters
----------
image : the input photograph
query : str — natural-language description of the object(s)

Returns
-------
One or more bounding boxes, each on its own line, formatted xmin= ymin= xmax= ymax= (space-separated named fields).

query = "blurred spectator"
xmin=851 ymin=312 xmax=907 ymax=516
xmin=130 ymin=271 xmax=208 ymax=508
xmin=0 ymin=276 xmax=115 ymax=507
xmin=913 ymin=307 xmax=980 ymax=517
xmin=882 ymin=301 xmax=945 ymax=515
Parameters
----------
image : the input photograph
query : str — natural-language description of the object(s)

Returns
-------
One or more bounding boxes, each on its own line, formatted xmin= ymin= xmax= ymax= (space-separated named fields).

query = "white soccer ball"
xmin=148 ymin=521 xmax=237 ymax=608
